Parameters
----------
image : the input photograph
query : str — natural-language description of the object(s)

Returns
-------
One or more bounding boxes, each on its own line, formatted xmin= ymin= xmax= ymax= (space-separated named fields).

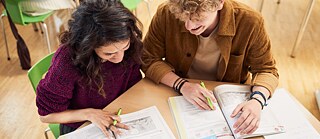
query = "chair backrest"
xmin=5 ymin=0 xmax=25 ymax=25
xmin=28 ymin=52 xmax=54 ymax=93
xmin=121 ymin=0 xmax=142 ymax=10
xmin=27 ymin=53 xmax=60 ymax=138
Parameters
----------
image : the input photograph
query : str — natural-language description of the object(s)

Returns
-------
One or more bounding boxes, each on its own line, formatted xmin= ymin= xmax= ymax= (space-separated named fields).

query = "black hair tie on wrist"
xmin=173 ymin=77 xmax=181 ymax=91
xmin=250 ymin=91 xmax=267 ymax=106
xmin=250 ymin=97 xmax=264 ymax=110
xmin=175 ymin=78 xmax=184 ymax=92
xmin=177 ymin=79 xmax=188 ymax=94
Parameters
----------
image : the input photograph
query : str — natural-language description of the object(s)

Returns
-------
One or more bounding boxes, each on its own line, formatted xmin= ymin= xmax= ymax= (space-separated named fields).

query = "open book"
xmin=59 ymin=106 xmax=175 ymax=139
xmin=168 ymin=84 xmax=285 ymax=139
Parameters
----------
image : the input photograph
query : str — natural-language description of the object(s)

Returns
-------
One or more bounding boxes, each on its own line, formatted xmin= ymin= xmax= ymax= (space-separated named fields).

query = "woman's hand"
xmin=230 ymin=99 xmax=262 ymax=135
xmin=180 ymin=82 xmax=216 ymax=110
xmin=85 ymin=108 xmax=129 ymax=138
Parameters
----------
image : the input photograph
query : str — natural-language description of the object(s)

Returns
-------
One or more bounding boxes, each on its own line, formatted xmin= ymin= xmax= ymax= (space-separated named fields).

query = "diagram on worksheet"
xmin=120 ymin=116 xmax=156 ymax=136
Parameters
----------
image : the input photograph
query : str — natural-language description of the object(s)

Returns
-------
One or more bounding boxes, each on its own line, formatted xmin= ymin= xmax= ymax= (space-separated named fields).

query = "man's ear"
xmin=217 ymin=0 xmax=225 ymax=10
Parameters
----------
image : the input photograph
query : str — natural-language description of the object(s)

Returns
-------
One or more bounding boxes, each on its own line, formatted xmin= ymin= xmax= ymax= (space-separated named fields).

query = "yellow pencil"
xmin=113 ymin=108 xmax=122 ymax=125
xmin=200 ymin=81 xmax=215 ymax=110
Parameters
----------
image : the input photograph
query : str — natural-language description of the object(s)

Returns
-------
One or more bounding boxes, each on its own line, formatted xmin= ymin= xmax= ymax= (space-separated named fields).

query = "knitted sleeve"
xmin=126 ymin=62 xmax=142 ymax=89
xmin=36 ymin=46 xmax=81 ymax=116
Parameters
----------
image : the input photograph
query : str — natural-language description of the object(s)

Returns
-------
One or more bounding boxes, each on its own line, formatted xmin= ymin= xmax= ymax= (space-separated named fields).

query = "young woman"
xmin=36 ymin=0 xmax=143 ymax=137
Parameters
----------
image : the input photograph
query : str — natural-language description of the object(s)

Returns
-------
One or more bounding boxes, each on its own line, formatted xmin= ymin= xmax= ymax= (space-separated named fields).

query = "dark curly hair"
xmin=60 ymin=0 xmax=143 ymax=97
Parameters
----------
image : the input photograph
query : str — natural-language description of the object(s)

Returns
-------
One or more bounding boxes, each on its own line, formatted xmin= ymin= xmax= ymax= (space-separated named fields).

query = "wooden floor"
xmin=0 ymin=0 xmax=319 ymax=138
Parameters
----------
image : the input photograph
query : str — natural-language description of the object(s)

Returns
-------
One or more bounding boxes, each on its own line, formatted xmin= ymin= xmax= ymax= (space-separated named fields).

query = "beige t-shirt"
xmin=187 ymin=29 xmax=221 ymax=80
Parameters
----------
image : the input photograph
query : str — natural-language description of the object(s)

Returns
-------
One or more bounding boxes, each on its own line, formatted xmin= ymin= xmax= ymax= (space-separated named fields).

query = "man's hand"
xmin=180 ymin=82 xmax=217 ymax=110
xmin=230 ymin=100 xmax=262 ymax=135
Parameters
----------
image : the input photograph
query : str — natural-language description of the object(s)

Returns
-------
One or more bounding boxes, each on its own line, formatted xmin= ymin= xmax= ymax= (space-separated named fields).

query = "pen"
xmin=113 ymin=108 xmax=122 ymax=125
xmin=107 ymin=127 xmax=117 ymax=139
xmin=111 ymin=130 xmax=118 ymax=139
xmin=200 ymin=81 xmax=215 ymax=110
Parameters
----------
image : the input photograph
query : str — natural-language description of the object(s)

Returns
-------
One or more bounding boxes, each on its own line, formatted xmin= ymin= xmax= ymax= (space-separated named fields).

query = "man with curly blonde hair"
xmin=142 ymin=0 xmax=279 ymax=135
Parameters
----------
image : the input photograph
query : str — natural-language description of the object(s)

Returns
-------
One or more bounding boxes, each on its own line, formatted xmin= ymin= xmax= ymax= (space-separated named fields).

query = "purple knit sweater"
xmin=36 ymin=46 xmax=142 ymax=128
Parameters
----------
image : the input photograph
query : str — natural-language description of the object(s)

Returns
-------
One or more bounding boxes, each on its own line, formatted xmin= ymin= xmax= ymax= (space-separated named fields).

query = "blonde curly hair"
xmin=168 ymin=0 xmax=223 ymax=21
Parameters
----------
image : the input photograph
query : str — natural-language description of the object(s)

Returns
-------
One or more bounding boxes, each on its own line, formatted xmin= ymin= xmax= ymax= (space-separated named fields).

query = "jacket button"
xmin=186 ymin=53 xmax=191 ymax=57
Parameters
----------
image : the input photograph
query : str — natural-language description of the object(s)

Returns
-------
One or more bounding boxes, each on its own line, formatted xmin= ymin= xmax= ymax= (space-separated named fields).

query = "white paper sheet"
xmin=59 ymin=106 xmax=175 ymax=139
xmin=169 ymin=96 xmax=234 ymax=139
xmin=214 ymin=85 xmax=285 ymax=139
xmin=264 ymin=88 xmax=320 ymax=139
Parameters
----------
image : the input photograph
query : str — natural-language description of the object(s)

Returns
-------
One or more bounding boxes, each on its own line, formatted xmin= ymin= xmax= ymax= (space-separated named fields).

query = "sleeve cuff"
xmin=145 ymin=61 xmax=175 ymax=84
xmin=252 ymin=73 xmax=279 ymax=97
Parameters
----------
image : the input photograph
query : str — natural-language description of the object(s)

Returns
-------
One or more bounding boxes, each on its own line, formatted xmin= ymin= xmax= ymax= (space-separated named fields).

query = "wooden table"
xmin=82 ymin=78 xmax=320 ymax=138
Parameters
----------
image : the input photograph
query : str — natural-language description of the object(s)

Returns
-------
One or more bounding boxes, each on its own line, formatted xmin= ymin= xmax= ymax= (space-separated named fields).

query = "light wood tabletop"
xmin=82 ymin=78 xmax=320 ymax=138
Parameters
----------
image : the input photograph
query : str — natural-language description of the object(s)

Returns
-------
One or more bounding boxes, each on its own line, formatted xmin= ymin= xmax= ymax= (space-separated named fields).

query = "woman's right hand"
xmin=84 ymin=108 xmax=129 ymax=138
xmin=180 ymin=82 xmax=217 ymax=110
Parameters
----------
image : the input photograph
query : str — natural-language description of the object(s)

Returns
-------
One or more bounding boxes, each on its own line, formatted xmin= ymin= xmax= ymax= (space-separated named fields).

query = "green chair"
xmin=121 ymin=0 xmax=151 ymax=18
xmin=0 ymin=0 xmax=53 ymax=60
xmin=27 ymin=52 xmax=60 ymax=139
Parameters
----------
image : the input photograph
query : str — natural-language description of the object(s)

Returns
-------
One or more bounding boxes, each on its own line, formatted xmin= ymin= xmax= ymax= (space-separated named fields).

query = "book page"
xmin=214 ymin=85 xmax=285 ymax=139
xmin=58 ymin=106 xmax=175 ymax=139
xmin=168 ymin=96 xmax=234 ymax=139
xmin=264 ymin=88 xmax=320 ymax=139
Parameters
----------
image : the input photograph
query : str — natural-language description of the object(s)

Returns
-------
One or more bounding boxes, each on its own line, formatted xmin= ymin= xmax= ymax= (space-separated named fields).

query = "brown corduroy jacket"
xmin=142 ymin=0 xmax=279 ymax=94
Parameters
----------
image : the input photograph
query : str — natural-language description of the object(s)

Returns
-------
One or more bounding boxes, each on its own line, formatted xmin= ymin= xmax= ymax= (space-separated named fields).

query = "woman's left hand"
xmin=230 ymin=99 xmax=262 ymax=135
